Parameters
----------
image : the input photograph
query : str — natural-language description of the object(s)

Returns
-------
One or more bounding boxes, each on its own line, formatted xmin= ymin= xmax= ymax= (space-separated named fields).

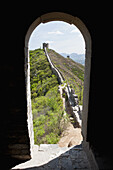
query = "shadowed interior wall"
xmin=0 ymin=2 xmax=113 ymax=169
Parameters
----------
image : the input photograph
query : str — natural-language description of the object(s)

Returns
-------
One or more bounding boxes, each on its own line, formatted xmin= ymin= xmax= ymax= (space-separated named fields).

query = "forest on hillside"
xmin=30 ymin=49 xmax=68 ymax=145
xmin=30 ymin=48 xmax=84 ymax=145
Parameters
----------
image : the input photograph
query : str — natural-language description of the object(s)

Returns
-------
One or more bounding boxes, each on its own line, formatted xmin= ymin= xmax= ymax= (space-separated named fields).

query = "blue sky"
xmin=29 ymin=21 xmax=85 ymax=54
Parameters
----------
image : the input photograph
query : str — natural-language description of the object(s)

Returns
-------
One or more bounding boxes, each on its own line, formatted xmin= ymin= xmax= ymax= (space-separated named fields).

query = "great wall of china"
xmin=43 ymin=43 xmax=82 ymax=128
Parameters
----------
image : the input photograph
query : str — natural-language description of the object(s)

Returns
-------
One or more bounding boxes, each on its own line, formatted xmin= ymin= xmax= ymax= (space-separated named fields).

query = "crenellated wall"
xmin=44 ymin=46 xmax=82 ymax=127
xmin=44 ymin=47 xmax=64 ymax=84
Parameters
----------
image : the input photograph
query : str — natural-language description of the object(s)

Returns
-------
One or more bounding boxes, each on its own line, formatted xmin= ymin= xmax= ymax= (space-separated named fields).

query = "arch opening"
xmin=24 ymin=12 xmax=92 ymax=157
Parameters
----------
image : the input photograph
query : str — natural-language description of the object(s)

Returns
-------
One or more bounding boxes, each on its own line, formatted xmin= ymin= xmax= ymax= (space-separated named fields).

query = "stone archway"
xmin=24 ymin=12 xmax=92 ymax=156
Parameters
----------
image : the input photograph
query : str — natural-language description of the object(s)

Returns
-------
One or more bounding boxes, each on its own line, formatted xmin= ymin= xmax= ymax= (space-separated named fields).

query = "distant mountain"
xmin=60 ymin=53 xmax=85 ymax=65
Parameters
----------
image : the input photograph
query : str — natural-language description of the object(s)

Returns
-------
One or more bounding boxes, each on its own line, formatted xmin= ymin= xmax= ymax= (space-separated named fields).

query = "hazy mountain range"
xmin=60 ymin=53 xmax=85 ymax=65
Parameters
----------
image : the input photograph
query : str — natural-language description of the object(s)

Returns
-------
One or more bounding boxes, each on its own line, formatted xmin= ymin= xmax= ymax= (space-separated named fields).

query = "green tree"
xmin=30 ymin=49 xmax=64 ymax=145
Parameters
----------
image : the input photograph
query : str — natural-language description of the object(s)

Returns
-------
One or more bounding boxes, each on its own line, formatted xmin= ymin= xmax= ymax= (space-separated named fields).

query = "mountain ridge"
xmin=60 ymin=52 xmax=85 ymax=65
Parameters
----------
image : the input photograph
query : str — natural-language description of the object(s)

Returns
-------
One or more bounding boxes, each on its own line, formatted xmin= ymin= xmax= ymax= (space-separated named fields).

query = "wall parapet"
xmin=44 ymin=47 xmax=64 ymax=84
xmin=44 ymin=46 xmax=82 ymax=127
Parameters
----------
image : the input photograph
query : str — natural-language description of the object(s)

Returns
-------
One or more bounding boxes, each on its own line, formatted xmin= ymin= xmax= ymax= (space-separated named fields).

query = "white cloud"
xmin=70 ymin=28 xmax=80 ymax=33
xmin=45 ymin=41 xmax=54 ymax=44
xmin=29 ymin=21 xmax=85 ymax=54
xmin=48 ymin=31 xmax=64 ymax=35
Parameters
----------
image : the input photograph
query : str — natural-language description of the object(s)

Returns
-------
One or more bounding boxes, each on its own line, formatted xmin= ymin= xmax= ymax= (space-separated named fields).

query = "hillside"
xmin=30 ymin=49 xmax=68 ymax=145
xmin=29 ymin=48 xmax=84 ymax=145
xmin=47 ymin=49 xmax=85 ymax=105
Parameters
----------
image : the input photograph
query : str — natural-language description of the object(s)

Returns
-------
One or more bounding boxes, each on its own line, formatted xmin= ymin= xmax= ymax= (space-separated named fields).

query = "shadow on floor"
xmin=12 ymin=144 xmax=91 ymax=170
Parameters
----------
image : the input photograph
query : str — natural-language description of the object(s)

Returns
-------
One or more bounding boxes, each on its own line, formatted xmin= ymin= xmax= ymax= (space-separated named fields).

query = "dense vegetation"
xmin=47 ymin=49 xmax=85 ymax=105
xmin=30 ymin=49 xmax=65 ymax=145
xmin=30 ymin=48 xmax=84 ymax=145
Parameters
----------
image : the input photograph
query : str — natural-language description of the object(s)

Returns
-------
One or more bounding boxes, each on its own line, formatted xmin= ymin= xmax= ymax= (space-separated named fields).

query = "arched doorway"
xmin=24 ymin=12 xmax=92 ymax=156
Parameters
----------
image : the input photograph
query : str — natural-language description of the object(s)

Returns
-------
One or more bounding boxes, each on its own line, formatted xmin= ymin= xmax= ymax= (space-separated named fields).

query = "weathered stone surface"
xmin=58 ymin=123 xmax=83 ymax=147
xmin=12 ymin=144 xmax=91 ymax=169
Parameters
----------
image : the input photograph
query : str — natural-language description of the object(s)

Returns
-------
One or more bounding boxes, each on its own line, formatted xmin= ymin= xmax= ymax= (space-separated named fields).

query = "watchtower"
xmin=43 ymin=43 xmax=49 ymax=49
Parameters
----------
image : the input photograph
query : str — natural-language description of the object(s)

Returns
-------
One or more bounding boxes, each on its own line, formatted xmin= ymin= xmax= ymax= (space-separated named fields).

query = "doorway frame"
xmin=24 ymin=12 xmax=92 ymax=156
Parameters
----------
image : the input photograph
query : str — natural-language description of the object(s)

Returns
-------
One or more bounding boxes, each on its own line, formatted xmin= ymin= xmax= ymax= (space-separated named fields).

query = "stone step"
xmin=38 ymin=144 xmax=59 ymax=151
xmin=38 ymin=144 xmax=70 ymax=154
xmin=38 ymin=144 xmax=82 ymax=152
xmin=38 ymin=144 xmax=70 ymax=160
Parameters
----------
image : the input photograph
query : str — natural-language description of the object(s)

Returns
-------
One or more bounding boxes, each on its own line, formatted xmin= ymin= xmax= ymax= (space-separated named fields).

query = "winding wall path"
xmin=44 ymin=47 xmax=82 ymax=127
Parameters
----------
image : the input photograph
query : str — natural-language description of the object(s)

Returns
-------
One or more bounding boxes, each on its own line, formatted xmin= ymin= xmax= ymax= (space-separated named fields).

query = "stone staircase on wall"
xmin=0 ymin=63 xmax=32 ymax=169
xmin=3 ymin=107 xmax=31 ymax=169
xmin=6 ymin=111 xmax=30 ymax=160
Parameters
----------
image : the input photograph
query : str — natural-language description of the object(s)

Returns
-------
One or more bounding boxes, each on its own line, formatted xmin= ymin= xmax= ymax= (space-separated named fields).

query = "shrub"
xmin=30 ymin=49 xmax=64 ymax=145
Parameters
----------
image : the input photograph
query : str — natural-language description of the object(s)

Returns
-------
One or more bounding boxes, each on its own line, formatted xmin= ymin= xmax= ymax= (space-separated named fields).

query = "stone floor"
xmin=12 ymin=144 xmax=91 ymax=170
